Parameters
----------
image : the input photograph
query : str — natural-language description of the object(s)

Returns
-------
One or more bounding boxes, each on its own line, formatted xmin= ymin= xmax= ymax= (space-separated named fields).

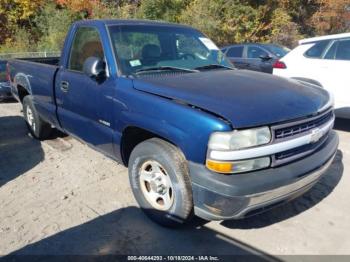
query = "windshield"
xmin=265 ymin=45 xmax=290 ymax=58
xmin=108 ymin=24 xmax=233 ymax=76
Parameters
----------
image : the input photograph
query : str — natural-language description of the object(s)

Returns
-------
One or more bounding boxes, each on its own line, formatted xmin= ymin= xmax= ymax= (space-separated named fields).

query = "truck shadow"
xmin=4 ymin=206 xmax=279 ymax=261
xmin=220 ymin=150 xmax=344 ymax=229
xmin=0 ymin=98 xmax=18 ymax=104
xmin=47 ymin=128 xmax=69 ymax=140
xmin=0 ymin=116 xmax=44 ymax=187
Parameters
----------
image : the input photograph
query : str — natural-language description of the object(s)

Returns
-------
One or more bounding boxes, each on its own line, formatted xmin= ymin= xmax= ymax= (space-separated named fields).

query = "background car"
xmin=221 ymin=43 xmax=290 ymax=73
xmin=0 ymin=59 xmax=12 ymax=101
xmin=273 ymin=32 xmax=350 ymax=119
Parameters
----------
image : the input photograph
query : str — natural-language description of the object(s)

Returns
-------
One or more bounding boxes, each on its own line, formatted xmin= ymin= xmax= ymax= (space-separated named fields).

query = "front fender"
xmin=117 ymin=89 xmax=231 ymax=164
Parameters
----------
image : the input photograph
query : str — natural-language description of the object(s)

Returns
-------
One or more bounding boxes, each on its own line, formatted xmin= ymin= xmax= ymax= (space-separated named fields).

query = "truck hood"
xmin=132 ymin=70 xmax=331 ymax=128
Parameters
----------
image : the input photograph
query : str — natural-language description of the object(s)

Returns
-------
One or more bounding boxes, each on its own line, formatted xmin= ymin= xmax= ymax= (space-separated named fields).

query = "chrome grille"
xmin=275 ymin=134 xmax=328 ymax=160
xmin=275 ymin=111 xmax=333 ymax=140
xmin=271 ymin=109 xmax=334 ymax=166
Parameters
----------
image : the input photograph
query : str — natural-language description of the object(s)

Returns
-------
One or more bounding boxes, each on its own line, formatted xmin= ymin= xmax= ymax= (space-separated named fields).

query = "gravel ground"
xmin=0 ymin=101 xmax=349 ymax=258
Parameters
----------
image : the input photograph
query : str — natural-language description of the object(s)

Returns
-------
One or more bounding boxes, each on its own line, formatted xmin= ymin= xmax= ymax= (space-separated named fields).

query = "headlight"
xmin=206 ymin=127 xmax=271 ymax=174
xmin=208 ymin=126 xmax=271 ymax=150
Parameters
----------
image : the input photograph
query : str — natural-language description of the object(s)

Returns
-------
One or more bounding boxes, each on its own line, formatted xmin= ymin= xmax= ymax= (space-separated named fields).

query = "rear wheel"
xmin=128 ymin=138 xmax=193 ymax=227
xmin=23 ymin=96 xmax=52 ymax=140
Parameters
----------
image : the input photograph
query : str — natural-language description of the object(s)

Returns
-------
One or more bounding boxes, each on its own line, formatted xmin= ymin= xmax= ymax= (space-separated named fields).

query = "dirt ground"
xmin=0 ymin=101 xmax=349 ymax=258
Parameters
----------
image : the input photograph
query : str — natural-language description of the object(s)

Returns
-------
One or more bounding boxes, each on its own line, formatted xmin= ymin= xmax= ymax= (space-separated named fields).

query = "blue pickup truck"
xmin=8 ymin=20 xmax=338 ymax=227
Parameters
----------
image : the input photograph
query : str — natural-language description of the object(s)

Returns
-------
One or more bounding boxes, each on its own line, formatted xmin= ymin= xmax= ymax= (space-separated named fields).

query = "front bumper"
xmin=189 ymin=130 xmax=339 ymax=221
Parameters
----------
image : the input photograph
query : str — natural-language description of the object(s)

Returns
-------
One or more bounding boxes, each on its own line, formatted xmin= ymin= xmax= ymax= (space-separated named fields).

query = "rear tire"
xmin=23 ymin=96 xmax=52 ymax=140
xmin=128 ymin=138 xmax=193 ymax=227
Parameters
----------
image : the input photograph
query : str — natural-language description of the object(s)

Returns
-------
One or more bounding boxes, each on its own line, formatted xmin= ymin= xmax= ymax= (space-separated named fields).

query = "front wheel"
xmin=128 ymin=138 xmax=193 ymax=227
xmin=23 ymin=96 xmax=52 ymax=140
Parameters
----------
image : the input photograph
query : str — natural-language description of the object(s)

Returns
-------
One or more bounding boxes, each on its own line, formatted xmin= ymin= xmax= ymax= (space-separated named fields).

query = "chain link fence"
xmin=0 ymin=51 xmax=60 ymax=60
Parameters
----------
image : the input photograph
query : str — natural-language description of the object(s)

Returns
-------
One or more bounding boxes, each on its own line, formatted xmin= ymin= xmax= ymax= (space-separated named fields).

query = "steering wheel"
xmin=179 ymin=53 xmax=196 ymax=60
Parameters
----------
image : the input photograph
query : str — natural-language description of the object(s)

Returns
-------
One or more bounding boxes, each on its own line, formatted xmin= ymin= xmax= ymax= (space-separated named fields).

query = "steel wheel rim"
xmin=26 ymin=107 xmax=36 ymax=131
xmin=139 ymin=160 xmax=174 ymax=211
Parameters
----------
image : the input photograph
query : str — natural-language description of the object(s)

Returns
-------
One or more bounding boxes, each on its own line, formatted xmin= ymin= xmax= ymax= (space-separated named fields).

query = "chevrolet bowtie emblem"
xmin=310 ymin=128 xmax=323 ymax=143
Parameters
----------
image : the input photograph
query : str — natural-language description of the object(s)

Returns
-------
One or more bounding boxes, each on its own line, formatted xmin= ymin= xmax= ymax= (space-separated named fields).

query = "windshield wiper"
xmin=194 ymin=64 xmax=234 ymax=71
xmin=136 ymin=66 xmax=199 ymax=75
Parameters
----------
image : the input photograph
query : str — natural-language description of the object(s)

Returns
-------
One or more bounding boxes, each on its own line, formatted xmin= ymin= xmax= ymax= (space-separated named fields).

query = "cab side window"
xmin=227 ymin=46 xmax=243 ymax=58
xmin=68 ymin=27 xmax=104 ymax=71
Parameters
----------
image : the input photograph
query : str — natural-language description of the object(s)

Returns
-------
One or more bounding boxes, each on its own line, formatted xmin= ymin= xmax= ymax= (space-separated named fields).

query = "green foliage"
xmin=34 ymin=2 xmax=82 ymax=51
xmin=279 ymin=0 xmax=320 ymax=36
xmin=0 ymin=27 xmax=36 ymax=53
xmin=178 ymin=0 xmax=300 ymax=46
xmin=311 ymin=0 xmax=350 ymax=35
xmin=137 ymin=0 xmax=190 ymax=22
xmin=0 ymin=0 xmax=349 ymax=53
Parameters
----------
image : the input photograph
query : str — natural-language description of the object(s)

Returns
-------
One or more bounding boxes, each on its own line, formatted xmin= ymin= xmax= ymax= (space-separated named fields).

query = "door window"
xmin=247 ymin=46 xmax=268 ymax=59
xmin=68 ymin=27 xmax=105 ymax=71
xmin=304 ymin=40 xmax=330 ymax=58
xmin=227 ymin=46 xmax=243 ymax=58
xmin=335 ymin=39 xmax=350 ymax=60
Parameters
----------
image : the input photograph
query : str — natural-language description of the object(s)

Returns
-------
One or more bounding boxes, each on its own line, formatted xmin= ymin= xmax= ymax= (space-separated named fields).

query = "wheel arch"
xmin=17 ymin=84 xmax=30 ymax=103
xmin=120 ymin=125 xmax=185 ymax=167
xmin=14 ymin=73 xmax=32 ymax=103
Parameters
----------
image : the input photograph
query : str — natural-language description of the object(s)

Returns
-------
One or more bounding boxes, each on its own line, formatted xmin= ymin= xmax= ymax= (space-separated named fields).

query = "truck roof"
xmin=299 ymin=32 xmax=350 ymax=45
xmin=75 ymin=19 xmax=193 ymax=29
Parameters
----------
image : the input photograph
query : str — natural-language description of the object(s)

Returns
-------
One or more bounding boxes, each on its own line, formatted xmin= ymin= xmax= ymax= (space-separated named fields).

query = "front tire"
xmin=128 ymin=138 xmax=193 ymax=227
xmin=23 ymin=96 xmax=52 ymax=140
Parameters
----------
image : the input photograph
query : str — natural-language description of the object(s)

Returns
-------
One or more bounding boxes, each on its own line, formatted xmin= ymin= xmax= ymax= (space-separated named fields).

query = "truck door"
xmin=55 ymin=26 xmax=115 ymax=157
xmin=246 ymin=45 xmax=272 ymax=73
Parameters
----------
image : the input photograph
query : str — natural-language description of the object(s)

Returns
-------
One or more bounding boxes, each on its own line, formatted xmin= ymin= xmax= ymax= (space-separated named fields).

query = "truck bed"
xmin=16 ymin=57 xmax=60 ymax=66
xmin=9 ymin=57 xmax=60 ymax=127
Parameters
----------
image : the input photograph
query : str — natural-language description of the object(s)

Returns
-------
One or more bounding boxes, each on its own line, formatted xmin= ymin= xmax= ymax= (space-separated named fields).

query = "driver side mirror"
xmin=83 ymin=56 xmax=106 ymax=80
xmin=259 ymin=54 xmax=272 ymax=61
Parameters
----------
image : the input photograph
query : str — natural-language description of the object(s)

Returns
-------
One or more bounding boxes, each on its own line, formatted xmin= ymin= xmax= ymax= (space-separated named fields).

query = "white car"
xmin=273 ymin=32 xmax=350 ymax=119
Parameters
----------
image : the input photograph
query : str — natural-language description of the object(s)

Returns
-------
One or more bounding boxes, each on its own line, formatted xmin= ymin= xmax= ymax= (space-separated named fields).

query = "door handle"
xmin=60 ymin=81 xmax=69 ymax=92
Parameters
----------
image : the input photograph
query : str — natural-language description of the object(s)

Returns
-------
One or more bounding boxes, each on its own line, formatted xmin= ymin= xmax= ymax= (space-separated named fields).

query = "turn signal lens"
xmin=206 ymin=160 xmax=232 ymax=173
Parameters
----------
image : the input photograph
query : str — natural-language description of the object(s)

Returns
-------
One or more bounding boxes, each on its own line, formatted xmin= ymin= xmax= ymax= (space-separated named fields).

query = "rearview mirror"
xmin=83 ymin=57 xmax=106 ymax=80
